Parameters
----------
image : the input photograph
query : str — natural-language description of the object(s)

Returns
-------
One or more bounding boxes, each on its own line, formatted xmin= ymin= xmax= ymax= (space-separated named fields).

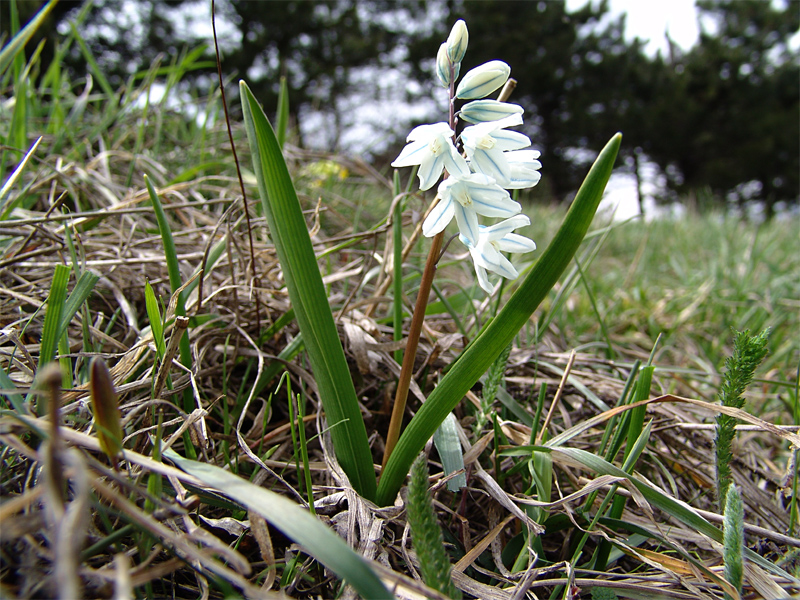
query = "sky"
xmin=564 ymin=0 xmax=702 ymax=218
xmin=566 ymin=0 xmax=701 ymax=57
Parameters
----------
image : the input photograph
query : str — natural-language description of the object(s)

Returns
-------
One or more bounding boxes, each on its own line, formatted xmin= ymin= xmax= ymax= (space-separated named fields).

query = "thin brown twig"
xmin=211 ymin=0 xmax=261 ymax=330
xmin=537 ymin=349 xmax=577 ymax=445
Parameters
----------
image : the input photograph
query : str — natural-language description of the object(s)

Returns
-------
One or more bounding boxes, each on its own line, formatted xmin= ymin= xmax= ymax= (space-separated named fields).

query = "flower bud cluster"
xmin=392 ymin=20 xmax=542 ymax=293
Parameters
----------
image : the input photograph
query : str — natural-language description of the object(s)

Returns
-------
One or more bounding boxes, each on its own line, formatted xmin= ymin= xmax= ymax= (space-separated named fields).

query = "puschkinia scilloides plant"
xmin=383 ymin=19 xmax=541 ymax=467
xmin=240 ymin=16 xmax=620 ymax=507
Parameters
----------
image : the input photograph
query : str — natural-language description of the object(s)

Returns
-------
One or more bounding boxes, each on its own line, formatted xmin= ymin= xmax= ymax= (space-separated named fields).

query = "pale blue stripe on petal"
xmin=418 ymin=155 xmax=444 ymax=191
xmin=454 ymin=203 xmax=479 ymax=246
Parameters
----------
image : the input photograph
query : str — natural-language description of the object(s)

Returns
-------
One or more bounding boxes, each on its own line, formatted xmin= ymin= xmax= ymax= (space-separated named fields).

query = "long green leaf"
xmin=239 ymin=81 xmax=376 ymax=499
xmin=145 ymin=174 xmax=195 ymax=428
xmin=165 ymin=450 xmax=393 ymax=599
xmin=376 ymin=133 xmax=622 ymax=506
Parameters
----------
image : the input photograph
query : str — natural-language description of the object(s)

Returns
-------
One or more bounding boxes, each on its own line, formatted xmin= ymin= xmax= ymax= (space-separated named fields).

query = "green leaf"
xmin=165 ymin=450 xmax=393 ymax=599
xmin=58 ymin=271 xmax=100 ymax=340
xmin=144 ymin=280 xmax=166 ymax=360
xmin=376 ymin=133 xmax=622 ymax=506
xmin=36 ymin=263 xmax=70 ymax=415
xmin=239 ymin=81 xmax=376 ymax=500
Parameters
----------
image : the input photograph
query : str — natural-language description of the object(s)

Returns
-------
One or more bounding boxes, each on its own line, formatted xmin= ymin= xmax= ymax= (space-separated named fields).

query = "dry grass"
xmin=1 ymin=104 xmax=798 ymax=599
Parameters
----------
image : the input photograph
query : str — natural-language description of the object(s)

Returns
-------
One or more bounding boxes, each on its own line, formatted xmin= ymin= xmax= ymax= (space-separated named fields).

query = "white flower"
xmin=460 ymin=214 xmax=537 ymax=294
xmin=462 ymin=113 xmax=531 ymax=186
xmin=423 ymin=173 xmax=521 ymax=245
xmin=455 ymin=60 xmax=510 ymax=100
xmin=505 ymin=150 xmax=542 ymax=189
xmin=391 ymin=122 xmax=469 ymax=191
xmin=459 ymin=99 xmax=524 ymax=124
xmin=446 ymin=20 xmax=468 ymax=63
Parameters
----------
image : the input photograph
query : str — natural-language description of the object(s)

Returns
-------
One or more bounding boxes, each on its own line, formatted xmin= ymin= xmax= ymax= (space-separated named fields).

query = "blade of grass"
xmin=276 ymin=76 xmax=290 ymax=149
xmin=35 ymin=263 xmax=70 ymax=415
xmin=144 ymin=280 xmax=167 ymax=361
xmin=240 ymin=80 xmax=376 ymax=500
xmin=0 ymin=136 xmax=41 ymax=208
xmin=376 ymin=133 xmax=621 ymax=506
xmin=0 ymin=369 xmax=25 ymax=414
xmin=392 ymin=170 xmax=404 ymax=366
xmin=145 ymin=175 xmax=195 ymax=447
xmin=0 ymin=0 xmax=58 ymax=78
xmin=165 ymin=449 xmax=392 ymax=599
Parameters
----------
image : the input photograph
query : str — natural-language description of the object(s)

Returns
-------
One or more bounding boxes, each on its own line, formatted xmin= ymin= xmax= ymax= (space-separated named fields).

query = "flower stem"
xmin=382 ymin=230 xmax=443 ymax=469
xmin=381 ymin=70 xmax=459 ymax=473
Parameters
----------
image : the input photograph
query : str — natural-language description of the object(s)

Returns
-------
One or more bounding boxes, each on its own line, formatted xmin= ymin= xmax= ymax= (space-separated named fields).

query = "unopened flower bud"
xmin=446 ymin=20 xmax=468 ymax=63
xmin=90 ymin=357 xmax=123 ymax=465
xmin=436 ymin=42 xmax=452 ymax=87
xmin=455 ymin=60 xmax=511 ymax=100
xmin=460 ymin=99 xmax=524 ymax=123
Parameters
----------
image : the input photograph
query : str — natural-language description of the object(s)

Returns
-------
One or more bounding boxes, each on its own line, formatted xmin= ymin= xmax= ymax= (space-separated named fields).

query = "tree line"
xmin=5 ymin=0 xmax=798 ymax=216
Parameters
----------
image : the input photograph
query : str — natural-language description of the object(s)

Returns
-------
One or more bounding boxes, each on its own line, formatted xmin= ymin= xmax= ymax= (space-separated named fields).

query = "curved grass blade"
xmin=376 ymin=133 xmax=622 ymax=506
xmin=165 ymin=450 xmax=393 ymax=599
xmin=276 ymin=76 xmax=290 ymax=149
xmin=0 ymin=0 xmax=58 ymax=79
xmin=240 ymin=81 xmax=376 ymax=500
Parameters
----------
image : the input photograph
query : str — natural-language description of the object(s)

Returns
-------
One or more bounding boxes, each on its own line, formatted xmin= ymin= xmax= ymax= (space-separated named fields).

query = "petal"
xmin=460 ymin=100 xmax=524 ymax=124
xmin=506 ymin=171 xmax=542 ymax=189
xmin=454 ymin=202 xmax=479 ymax=246
xmin=391 ymin=140 xmax=429 ymax=168
xmin=506 ymin=149 xmax=541 ymax=162
xmin=478 ymin=248 xmax=518 ymax=280
xmin=443 ymin=146 xmax=470 ymax=178
xmin=474 ymin=263 xmax=495 ymax=294
xmin=436 ymin=43 xmax=452 ymax=87
xmin=422 ymin=198 xmax=454 ymax=237
xmin=471 ymin=194 xmax=521 ymax=218
xmin=492 ymin=113 xmax=524 ymax=130
xmin=496 ymin=233 xmax=537 ymax=253
xmin=417 ymin=154 xmax=444 ymax=191
xmin=446 ymin=20 xmax=468 ymax=63
xmin=455 ymin=60 xmax=511 ymax=100
xmin=492 ymin=130 xmax=531 ymax=151
xmin=485 ymin=214 xmax=530 ymax=240
xmin=407 ymin=122 xmax=453 ymax=142
xmin=469 ymin=147 xmax=512 ymax=186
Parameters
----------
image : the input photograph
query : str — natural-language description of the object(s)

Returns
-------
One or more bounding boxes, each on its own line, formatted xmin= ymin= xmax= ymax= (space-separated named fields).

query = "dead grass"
xmin=1 ymin=115 xmax=798 ymax=599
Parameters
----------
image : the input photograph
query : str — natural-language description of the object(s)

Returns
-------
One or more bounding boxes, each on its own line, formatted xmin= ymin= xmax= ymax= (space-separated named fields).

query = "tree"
xmin=646 ymin=0 xmax=799 ymax=215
